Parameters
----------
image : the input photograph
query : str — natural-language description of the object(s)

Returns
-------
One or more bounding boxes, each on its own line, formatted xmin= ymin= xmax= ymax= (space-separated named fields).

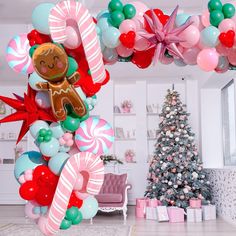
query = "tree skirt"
xmin=0 ymin=223 xmax=132 ymax=236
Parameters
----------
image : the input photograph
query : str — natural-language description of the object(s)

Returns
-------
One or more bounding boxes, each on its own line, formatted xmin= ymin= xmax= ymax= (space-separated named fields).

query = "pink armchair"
xmin=95 ymin=173 xmax=132 ymax=221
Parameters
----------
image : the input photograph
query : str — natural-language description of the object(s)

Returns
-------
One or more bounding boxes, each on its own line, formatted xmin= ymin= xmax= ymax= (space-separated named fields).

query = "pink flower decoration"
xmin=59 ymin=133 xmax=74 ymax=147
xmin=18 ymin=169 xmax=33 ymax=184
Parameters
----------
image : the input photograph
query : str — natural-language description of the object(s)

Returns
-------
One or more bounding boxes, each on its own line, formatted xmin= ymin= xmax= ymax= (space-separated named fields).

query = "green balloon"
xmin=222 ymin=3 xmax=235 ymax=18
xmin=66 ymin=57 xmax=78 ymax=77
xmin=79 ymin=112 xmax=89 ymax=122
xmin=60 ymin=219 xmax=72 ymax=230
xmin=37 ymin=136 xmax=44 ymax=143
xmin=29 ymin=45 xmax=39 ymax=58
xmin=66 ymin=207 xmax=79 ymax=221
xmin=210 ymin=10 xmax=224 ymax=27
xmin=72 ymin=211 xmax=83 ymax=225
xmin=208 ymin=0 xmax=223 ymax=12
xmin=44 ymin=135 xmax=51 ymax=142
xmin=108 ymin=0 xmax=123 ymax=12
xmin=61 ymin=115 xmax=80 ymax=132
xmin=111 ymin=10 xmax=125 ymax=27
xmin=123 ymin=4 xmax=136 ymax=19
xmin=39 ymin=128 xmax=47 ymax=136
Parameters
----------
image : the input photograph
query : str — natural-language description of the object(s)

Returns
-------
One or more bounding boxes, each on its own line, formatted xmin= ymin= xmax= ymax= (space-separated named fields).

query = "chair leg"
xmin=123 ymin=206 xmax=127 ymax=222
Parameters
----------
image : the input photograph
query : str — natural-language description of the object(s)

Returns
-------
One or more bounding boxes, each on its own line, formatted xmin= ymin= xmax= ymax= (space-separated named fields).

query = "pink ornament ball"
xmin=197 ymin=48 xmax=219 ymax=71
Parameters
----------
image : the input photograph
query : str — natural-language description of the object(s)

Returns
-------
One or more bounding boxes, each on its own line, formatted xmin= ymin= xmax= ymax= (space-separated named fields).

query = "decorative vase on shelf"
xmin=121 ymin=100 xmax=133 ymax=113
xmin=122 ymin=107 xmax=131 ymax=113
xmin=125 ymin=149 xmax=136 ymax=163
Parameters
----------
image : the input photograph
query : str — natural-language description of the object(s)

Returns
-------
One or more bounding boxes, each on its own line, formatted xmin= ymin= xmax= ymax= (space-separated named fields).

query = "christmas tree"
xmin=145 ymin=89 xmax=211 ymax=208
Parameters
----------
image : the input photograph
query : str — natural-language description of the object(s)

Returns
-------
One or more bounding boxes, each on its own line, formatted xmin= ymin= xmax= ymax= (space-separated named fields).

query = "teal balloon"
xmin=97 ymin=18 xmax=112 ymax=32
xmin=66 ymin=57 xmax=78 ymax=77
xmin=39 ymin=137 xmax=60 ymax=157
xmin=59 ymin=145 xmax=70 ymax=153
xmin=123 ymin=4 xmax=136 ymax=19
xmin=41 ymin=206 xmax=48 ymax=214
xmin=32 ymin=3 xmax=55 ymax=34
xmin=111 ymin=10 xmax=125 ymax=27
xmin=14 ymin=151 xmax=46 ymax=180
xmin=208 ymin=0 xmax=223 ymax=12
xmin=72 ymin=211 xmax=83 ymax=225
xmin=30 ymin=120 xmax=49 ymax=138
xmin=174 ymin=59 xmax=187 ymax=67
xmin=175 ymin=14 xmax=190 ymax=27
xmin=66 ymin=207 xmax=79 ymax=221
xmin=102 ymin=27 xmax=120 ymax=48
xmin=200 ymin=26 xmax=220 ymax=47
xmin=79 ymin=196 xmax=99 ymax=219
xmin=49 ymin=122 xmax=64 ymax=139
xmin=60 ymin=219 xmax=72 ymax=230
xmin=210 ymin=10 xmax=224 ymax=27
xmin=48 ymin=152 xmax=69 ymax=175
xmin=222 ymin=3 xmax=235 ymax=18
xmin=97 ymin=10 xmax=110 ymax=20
xmin=108 ymin=0 xmax=123 ymax=12
xmin=29 ymin=72 xmax=46 ymax=91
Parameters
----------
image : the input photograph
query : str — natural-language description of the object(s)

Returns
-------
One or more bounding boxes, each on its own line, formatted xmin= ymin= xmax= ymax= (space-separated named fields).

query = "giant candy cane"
xmin=49 ymin=0 xmax=106 ymax=84
xmin=38 ymin=152 xmax=104 ymax=236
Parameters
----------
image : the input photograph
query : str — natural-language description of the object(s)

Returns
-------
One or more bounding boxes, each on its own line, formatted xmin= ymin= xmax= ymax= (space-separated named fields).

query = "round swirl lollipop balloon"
xmin=75 ymin=117 xmax=114 ymax=155
xmin=6 ymin=34 xmax=34 ymax=75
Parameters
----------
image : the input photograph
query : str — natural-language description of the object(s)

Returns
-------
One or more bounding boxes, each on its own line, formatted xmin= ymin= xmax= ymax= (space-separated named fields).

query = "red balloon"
xmin=19 ymin=181 xmax=38 ymax=200
xmin=35 ymin=187 xmax=54 ymax=206
xmin=33 ymin=165 xmax=51 ymax=182
xmin=219 ymin=30 xmax=235 ymax=48
xmin=27 ymin=29 xmax=51 ymax=46
xmin=144 ymin=9 xmax=164 ymax=33
xmin=68 ymin=192 xmax=83 ymax=209
xmin=160 ymin=15 xmax=170 ymax=25
xmin=119 ymin=31 xmax=136 ymax=48
xmin=131 ymin=48 xmax=155 ymax=69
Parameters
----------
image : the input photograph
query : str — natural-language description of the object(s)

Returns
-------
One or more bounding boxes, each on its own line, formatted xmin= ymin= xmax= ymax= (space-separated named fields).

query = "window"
xmin=222 ymin=80 xmax=236 ymax=166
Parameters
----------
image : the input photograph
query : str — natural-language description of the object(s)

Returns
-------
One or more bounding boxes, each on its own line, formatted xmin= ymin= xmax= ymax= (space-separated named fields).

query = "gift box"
xmin=189 ymin=198 xmax=202 ymax=208
xmin=136 ymin=198 xmax=146 ymax=218
xmin=136 ymin=206 xmax=145 ymax=218
xmin=156 ymin=206 xmax=169 ymax=222
xmin=202 ymin=205 xmax=216 ymax=221
xmin=187 ymin=207 xmax=202 ymax=222
xmin=167 ymin=207 xmax=185 ymax=223
xmin=146 ymin=207 xmax=158 ymax=220
xmin=146 ymin=198 xmax=162 ymax=208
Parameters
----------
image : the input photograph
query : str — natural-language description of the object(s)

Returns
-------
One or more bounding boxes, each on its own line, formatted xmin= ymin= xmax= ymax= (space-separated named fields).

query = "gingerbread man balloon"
xmin=32 ymin=43 xmax=86 ymax=121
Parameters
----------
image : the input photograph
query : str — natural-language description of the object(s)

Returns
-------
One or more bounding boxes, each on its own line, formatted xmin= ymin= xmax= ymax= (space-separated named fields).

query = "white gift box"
xmin=202 ymin=205 xmax=216 ymax=220
xmin=146 ymin=207 xmax=158 ymax=220
xmin=156 ymin=206 xmax=169 ymax=222
xmin=187 ymin=207 xmax=202 ymax=222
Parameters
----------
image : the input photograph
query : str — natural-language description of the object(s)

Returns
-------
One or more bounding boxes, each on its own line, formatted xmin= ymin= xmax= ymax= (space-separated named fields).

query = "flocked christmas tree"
xmin=145 ymin=89 xmax=211 ymax=208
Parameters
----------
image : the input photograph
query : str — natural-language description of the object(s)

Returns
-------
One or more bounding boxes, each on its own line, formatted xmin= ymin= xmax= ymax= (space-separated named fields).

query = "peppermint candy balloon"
xmin=6 ymin=34 xmax=34 ymax=75
xmin=75 ymin=117 xmax=114 ymax=155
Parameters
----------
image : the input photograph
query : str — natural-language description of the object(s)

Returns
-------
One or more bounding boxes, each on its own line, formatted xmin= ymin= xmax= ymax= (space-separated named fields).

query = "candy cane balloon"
xmin=38 ymin=152 xmax=104 ymax=236
xmin=49 ymin=0 xmax=106 ymax=84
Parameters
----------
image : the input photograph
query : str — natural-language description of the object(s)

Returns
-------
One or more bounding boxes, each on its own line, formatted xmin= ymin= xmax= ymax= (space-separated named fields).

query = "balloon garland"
xmin=1 ymin=0 xmax=236 ymax=235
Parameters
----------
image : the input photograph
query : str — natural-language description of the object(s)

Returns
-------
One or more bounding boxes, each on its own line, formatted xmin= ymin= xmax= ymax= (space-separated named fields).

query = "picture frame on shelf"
xmin=146 ymin=105 xmax=153 ymax=113
xmin=0 ymin=100 xmax=6 ymax=115
xmin=147 ymin=130 xmax=155 ymax=139
xmin=3 ymin=159 xmax=14 ymax=164
xmin=115 ymin=127 xmax=125 ymax=139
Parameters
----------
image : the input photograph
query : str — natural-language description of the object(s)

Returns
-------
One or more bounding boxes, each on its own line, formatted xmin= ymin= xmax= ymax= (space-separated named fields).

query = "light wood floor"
xmin=0 ymin=205 xmax=236 ymax=236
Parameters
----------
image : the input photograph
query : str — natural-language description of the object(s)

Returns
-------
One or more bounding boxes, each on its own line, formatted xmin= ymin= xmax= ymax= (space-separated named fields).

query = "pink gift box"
xmin=136 ymin=198 xmax=146 ymax=208
xmin=189 ymin=198 xmax=202 ymax=208
xmin=146 ymin=198 xmax=162 ymax=207
xmin=167 ymin=207 xmax=185 ymax=223
xmin=136 ymin=206 xmax=145 ymax=218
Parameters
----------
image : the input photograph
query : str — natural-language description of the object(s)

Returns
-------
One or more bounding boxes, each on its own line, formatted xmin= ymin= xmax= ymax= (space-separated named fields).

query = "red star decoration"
xmin=0 ymin=86 xmax=56 ymax=144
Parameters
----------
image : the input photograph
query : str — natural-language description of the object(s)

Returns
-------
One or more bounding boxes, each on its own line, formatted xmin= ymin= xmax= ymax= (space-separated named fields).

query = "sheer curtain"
xmin=222 ymin=80 xmax=236 ymax=166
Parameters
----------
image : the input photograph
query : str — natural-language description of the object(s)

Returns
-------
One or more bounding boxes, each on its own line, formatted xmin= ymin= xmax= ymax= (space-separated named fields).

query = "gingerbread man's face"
xmin=32 ymin=43 xmax=68 ymax=82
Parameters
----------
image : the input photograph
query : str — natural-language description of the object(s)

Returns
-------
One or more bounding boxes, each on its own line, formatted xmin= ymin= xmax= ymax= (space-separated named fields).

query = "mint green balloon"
xmin=72 ymin=211 xmax=83 ymax=225
xmin=66 ymin=57 xmax=78 ymax=77
xmin=50 ymin=122 xmax=64 ymax=139
xmin=79 ymin=196 xmax=98 ymax=219
xmin=200 ymin=26 xmax=220 ymax=47
xmin=66 ymin=207 xmax=79 ymax=221
xmin=60 ymin=219 xmax=72 ymax=230
xmin=32 ymin=3 xmax=55 ymax=34
xmin=48 ymin=152 xmax=69 ymax=176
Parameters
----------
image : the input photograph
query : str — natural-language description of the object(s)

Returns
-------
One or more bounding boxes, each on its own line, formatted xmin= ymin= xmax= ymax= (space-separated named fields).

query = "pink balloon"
xmin=74 ymin=173 xmax=84 ymax=191
xmin=119 ymin=19 xmax=137 ymax=33
xmin=183 ymin=47 xmax=201 ymax=65
xmin=201 ymin=10 xmax=210 ymax=27
xmin=197 ymin=48 xmax=219 ymax=71
xmin=218 ymin=19 xmax=235 ymax=32
xmin=134 ymin=35 xmax=150 ymax=51
xmin=228 ymin=49 xmax=236 ymax=65
xmin=25 ymin=201 xmax=40 ymax=220
xmin=216 ymin=43 xmax=231 ymax=56
xmin=35 ymin=91 xmax=51 ymax=109
xmin=116 ymin=44 xmax=134 ymax=57
xmin=190 ymin=15 xmax=200 ymax=28
xmin=38 ymin=216 xmax=48 ymax=235
xmin=19 ymin=175 xmax=26 ymax=184
xmin=64 ymin=26 xmax=82 ymax=49
xmin=179 ymin=25 xmax=200 ymax=48
xmin=132 ymin=16 xmax=145 ymax=30
xmin=68 ymin=144 xmax=79 ymax=156
xmin=131 ymin=1 xmax=149 ymax=27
